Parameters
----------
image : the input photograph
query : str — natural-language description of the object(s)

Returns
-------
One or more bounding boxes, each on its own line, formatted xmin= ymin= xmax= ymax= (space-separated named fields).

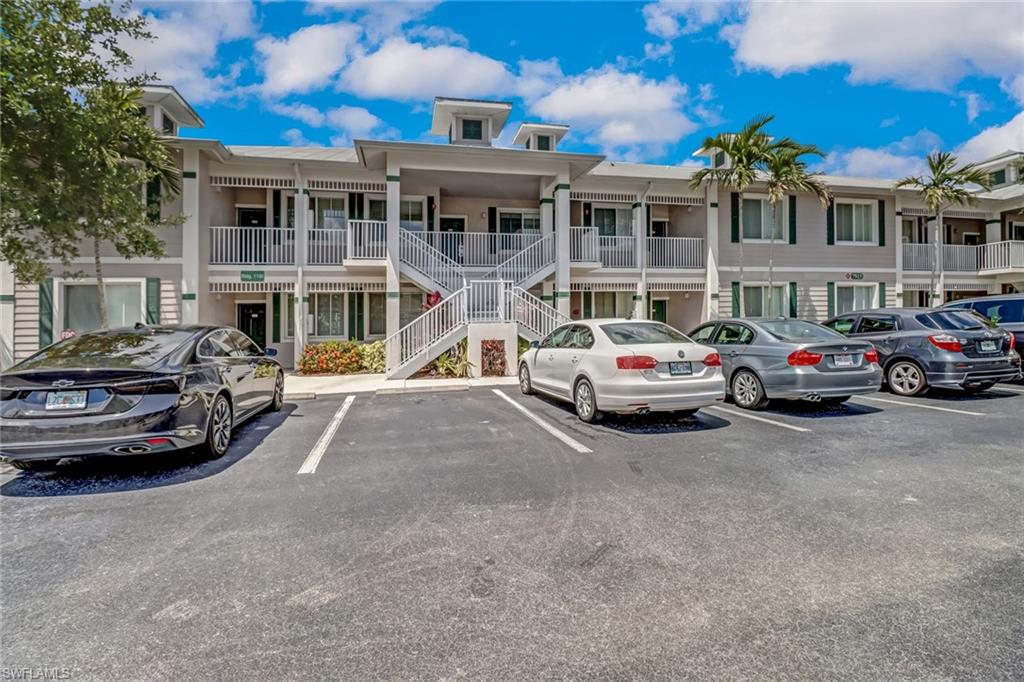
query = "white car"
xmin=518 ymin=319 xmax=727 ymax=422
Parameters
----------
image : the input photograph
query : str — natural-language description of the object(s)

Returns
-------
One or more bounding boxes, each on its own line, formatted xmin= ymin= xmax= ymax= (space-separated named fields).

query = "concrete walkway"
xmin=284 ymin=372 xmax=518 ymax=398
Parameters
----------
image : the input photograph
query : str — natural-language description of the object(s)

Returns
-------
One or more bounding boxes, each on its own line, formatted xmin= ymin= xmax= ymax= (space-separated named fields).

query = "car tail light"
xmin=146 ymin=438 xmax=171 ymax=446
xmin=787 ymin=349 xmax=823 ymax=366
xmin=616 ymin=355 xmax=658 ymax=370
xmin=864 ymin=349 xmax=879 ymax=365
xmin=1008 ymin=333 xmax=1016 ymax=351
xmin=928 ymin=334 xmax=962 ymax=352
xmin=703 ymin=353 xmax=722 ymax=367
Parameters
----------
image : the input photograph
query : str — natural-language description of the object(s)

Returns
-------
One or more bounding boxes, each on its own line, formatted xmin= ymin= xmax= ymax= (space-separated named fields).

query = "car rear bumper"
xmin=925 ymin=361 xmax=1022 ymax=388
xmin=761 ymin=365 xmax=884 ymax=400
xmin=596 ymin=375 xmax=727 ymax=413
xmin=0 ymin=430 xmax=204 ymax=462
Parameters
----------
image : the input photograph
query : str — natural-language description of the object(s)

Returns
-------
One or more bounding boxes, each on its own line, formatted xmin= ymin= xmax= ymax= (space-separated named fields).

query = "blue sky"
xmin=127 ymin=1 xmax=1024 ymax=177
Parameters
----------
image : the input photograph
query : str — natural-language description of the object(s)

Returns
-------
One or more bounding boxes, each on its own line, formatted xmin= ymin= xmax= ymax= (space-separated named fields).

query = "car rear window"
xmin=13 ymin=328 xmax=195 ymax=371
xmin=915 ymin=311 xmax=993 ymax=331
xmin=971 ymin=299 xmax=1023 ymax=324
xmin=600 ymin=322 xmax=691 ymax=345
xmin=758 ymin=320 xmax=844 ymax=341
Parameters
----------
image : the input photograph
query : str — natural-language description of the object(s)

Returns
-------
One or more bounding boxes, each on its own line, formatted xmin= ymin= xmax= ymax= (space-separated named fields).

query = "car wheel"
xmin=9 ymin=459 xmax=58 ymax=472
xmin=962 ymin=381 xmax=996 ymax=394
xmin=519 ymin=363 xmax=534 ymax=395
xmin=731 ymin=370 xmax=767 ymax=410
xmin=267 ymin=371 xmax=284 ymax=412
xmin=887 ymin=361 xmax=927 ymax=396
xmin=573 ymin=378 xmax=600 ymax=423
xmin=203 ymin=394 xmax=233 ymax=459
xmin=822 ymin=396 xmax=851 ymax=406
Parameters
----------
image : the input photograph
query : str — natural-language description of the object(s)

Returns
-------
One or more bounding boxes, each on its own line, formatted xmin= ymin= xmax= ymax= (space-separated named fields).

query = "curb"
xmin=376 ymin=384 xmax=470 ymax=395
xmin=284 ymin=392 xmax=317 ymax=400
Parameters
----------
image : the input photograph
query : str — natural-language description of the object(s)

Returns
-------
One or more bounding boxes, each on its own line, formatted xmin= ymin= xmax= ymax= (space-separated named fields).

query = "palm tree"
xmin=894 ymin=152 xmax=991 ymax=307
xmin=762 ymin=144 xmax=832 ymax=314
xmin=690 ymin=115 xmax=794 ymax=316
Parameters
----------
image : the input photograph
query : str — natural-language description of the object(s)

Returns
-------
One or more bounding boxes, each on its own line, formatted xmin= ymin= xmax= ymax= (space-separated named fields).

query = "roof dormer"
xmin=513 ymin=123 xmax=569 ymax=152
xmin=139 ymin=84 xmax=204 ymax=136
xmin=430 ymin=97 xmax=512 ymax=146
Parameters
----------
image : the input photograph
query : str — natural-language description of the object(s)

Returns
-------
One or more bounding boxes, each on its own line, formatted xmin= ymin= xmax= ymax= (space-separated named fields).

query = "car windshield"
xmin=600 ymin=322 xmax=691 ymax=344
xmin=12 ymin=328 xmax=195 ymax=371
xmin=916 ymin=311 xmax=993 ymax=331
xmin=758 ymin=320 xmax=844 ymax=341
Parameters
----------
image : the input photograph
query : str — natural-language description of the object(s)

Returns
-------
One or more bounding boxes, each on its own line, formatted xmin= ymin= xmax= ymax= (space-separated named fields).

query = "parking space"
xmin=2 ymin=385 xmax=1022 ymax=679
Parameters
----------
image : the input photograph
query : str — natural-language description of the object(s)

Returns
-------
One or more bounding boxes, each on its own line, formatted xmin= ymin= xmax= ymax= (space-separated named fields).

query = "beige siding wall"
xmin=666 ymin=205 xmax=706 ymax=238
xmin=719 ymin=272 xmax=898 ymax=322
xmin=438 ymin=197 xmax=539 ymax=233
xmin=656 ymin=291 xmax=703 ymax=332
xmin=943 ymin=217 xmax=986 ymax=244
xmin=13 ymin=285 xmax=40 ymax=361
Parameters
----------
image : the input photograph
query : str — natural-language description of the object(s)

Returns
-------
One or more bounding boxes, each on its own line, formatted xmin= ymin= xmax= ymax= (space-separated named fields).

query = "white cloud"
xmin=515 ymin=58 xmax=564 ymax=101
xmin=406 ymin=25 xmax=469 ymax=48
xmin=823 ymin=130 xmax=942 ymax=178
xmin=955 ymin=111 xmax=1024 ymax=162
xmin=267 ymin=101 xmax=326 ymax=127
xmin=282 ymin=128 xmax=321 ymax=147
xmin=530 ymin=67 xmax=696 ymax=158
xmin=339 ymin=38 xmax=515 ymax=100
xmin=960 ymin=92 xmax=988 ymax=124
xmin=256 ymin=22 xmax=362 ymax=96
xmin=880 ymin=116 xmax=900 ymax=128
xmin=326 ymin=105 xmax=396 ymax=144
xmin=642 ymin=0 xmax=734 ymax=40
xmin=643 ymin=41 xmax=674 ymax=62
xmin=125 ymin=1 xmax=257 ymax=103
xmin=722 ymin=1 xmax=1024 ymax=103
xmin=306 ymin=1 xmax=440 ymax=43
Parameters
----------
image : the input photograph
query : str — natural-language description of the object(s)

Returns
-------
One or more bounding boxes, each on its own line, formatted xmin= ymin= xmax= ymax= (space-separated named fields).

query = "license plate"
xmin=668 ymin=362 xmax=692 ymax=376
xmin=980 ymin=340 xmax=998 ymax=352
xmin=833 ymin=354 xmax=855 ymax=368
xmin=45 ymin=390 xmax=87 ymax=410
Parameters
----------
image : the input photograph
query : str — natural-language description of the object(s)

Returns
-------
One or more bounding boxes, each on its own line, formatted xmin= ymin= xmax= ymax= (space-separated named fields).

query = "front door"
xmin=438 ymin=216 xmax=465 ymax=262
xmin=237 ymin=208 xmax=266 ymax=228
xmin=963 ymin=233 xmax=980 ymax=246
xmin=650 ymin=220 xmax=668 ymax=238
xmin=650 ymin=299 xmax=667 ymax=323
xmin=237 ymin=303 xmax=267 ymax=350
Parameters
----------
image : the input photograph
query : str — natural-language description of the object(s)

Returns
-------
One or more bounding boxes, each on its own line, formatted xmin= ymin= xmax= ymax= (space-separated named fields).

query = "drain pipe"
xmin=293 ymin=162 xmax=306 ymax=368
xmin=636 ymin=182 xmax=653 ymax=319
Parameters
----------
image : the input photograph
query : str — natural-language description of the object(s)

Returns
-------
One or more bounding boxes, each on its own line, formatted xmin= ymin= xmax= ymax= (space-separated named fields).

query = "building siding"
xmin=13 ymin=285 xmax=40 ymax=360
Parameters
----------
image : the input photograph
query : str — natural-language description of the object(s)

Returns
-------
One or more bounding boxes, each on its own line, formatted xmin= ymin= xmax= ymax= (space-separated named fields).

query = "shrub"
xmin=481 ymin=339 xmax=506 ymax=376
xmin=298 ymin=340 xmax=362 ymax=375
xmin=418 ymin=339 xmax=472 ymax=378
xmin=358 ymin=340 xmax=386 ymax=373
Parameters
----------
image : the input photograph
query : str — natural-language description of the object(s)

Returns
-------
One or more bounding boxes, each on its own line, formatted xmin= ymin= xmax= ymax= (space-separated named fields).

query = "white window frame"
xmin=309 ymin=291 xmax=348 ymax=340
xmin=310 ymin=193 xmax=347 ymax=230
xmin=282 ymin=292 xmax=296 ymax=340
xmin=399 ymin=196 xmax=427 ymax=230
xmin=591 ymin=202 xmax=633 ymax=236
xmin=54 ymin=277 xmax=148 ymax=335
xmin=740 ymin=282 xmax=789 ymax=318
xmin=456 ymin=116 xmax=488 ymax=143
xmin=363 ymin=194 xmax=386 ymax=222
xmin=834 ymin=197 xmax=877 ymax=245
xmin=1008 ymin=221 xmax=1024 ymax=241
xmin=834 ymin=282 xmax=880 ymax=315
xmin=740 ymin=193 xmax=786 ymax=243
xmin=497 ymin=207 xmax=541 ymax=234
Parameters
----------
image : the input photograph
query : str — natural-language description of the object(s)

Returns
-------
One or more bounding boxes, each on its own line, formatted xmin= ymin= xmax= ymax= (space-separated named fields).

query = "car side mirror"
xmin=530 ymin=340 xmax=540 ymax=349
xmin=264 ymin=347 xmax=278 ymax=357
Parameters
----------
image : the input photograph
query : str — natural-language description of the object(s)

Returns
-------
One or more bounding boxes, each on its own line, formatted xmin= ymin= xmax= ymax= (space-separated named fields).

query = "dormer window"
xmin=535 ymin=135 xmax=551 ymax=151
xmin=462 ymin=118 xmax=483 ymax=141
xmin=713 ymin=150 xmax=726 ymax=168
xmin=989 ymin=168 xmax=1006 ymax=187
xmin=161 ymin=114 xmax=176 ymax=136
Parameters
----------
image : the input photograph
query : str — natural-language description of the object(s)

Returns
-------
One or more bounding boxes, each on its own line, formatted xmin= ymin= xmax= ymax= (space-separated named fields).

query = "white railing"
xmin=979 ymin=241 xmax=1024 ymax=272
xmin=599 ymin=235 xmax=636 ymax=269
xmin=902 ymin=243 xmax=932 ymax=271
xmin=400 ymin=229 xmax=464 ymax=294
xmin=306 ymin=228 xmax=346 ymax=265
xmin=647 ymin=237 xmax=704 ymax=268
xmin=346 ymin=220 xmax=387 ymax=260
xmin=570 ymin=227 xmax=599 ymax=262
xmin=384 ymin=287 xmax=468 ymax=375
xmin=505 ymin=286 xmax=569 ymax=340
xmin=467 ymin=279 xmax=506 ymax=323
xmin=943 ymin=244 xmax=979 ymax=272
xmin=418 ymin=232 xmax=541 ymax=266
xmin=210 ymin=227 xmax=295 ymax=265
xmin=482 ymin=234 xmax=555 ymax=285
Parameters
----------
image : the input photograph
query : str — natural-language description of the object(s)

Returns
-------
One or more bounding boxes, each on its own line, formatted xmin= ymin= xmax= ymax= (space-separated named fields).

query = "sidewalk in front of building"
xmin=284 ymin=372 xmax=519 ymax=398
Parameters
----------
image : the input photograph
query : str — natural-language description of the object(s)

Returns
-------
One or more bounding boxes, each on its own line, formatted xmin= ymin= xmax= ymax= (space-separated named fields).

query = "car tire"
xmin=822 ymin=396 xmax=851 ymax=405
xmin=519 ymin=363 xmax=534 ymax=395
xmin=573 ymin=378 xmax=601 ymax=423
xmin=267 ymin=371 xmax=284 ymax=412
xmin=962 ymin=381 xmax=996 ymax=394
xmin=731 ymin=370 xmax=768 ymax=410
xmin=9 ymin=459 xmax=58 ymax=472
xmin=203 ymin=394 xmax=233 ymax=460
xmin=887 ymin=361 xmax=927 ymax=397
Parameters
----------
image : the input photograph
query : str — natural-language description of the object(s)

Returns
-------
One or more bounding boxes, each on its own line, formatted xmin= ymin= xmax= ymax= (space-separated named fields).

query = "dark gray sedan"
xmin=689 ymin=318 xmax=882 ymax=410
xmin=823 ymin=308 xmax=1021 ymax=396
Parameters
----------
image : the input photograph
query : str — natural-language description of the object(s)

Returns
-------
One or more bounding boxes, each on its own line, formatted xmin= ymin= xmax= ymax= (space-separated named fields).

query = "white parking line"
xmin=854 ymin=395 xmax=985 ymax=416
xmin=994 ymin=385 xmax=1024 ymax=394
xmin=705 ymin=405 xmax=811 ymax=433
xmin=492 ymin=390 xmax=593 ymax=454
xmin=297 ymin=395 xmax=356 ymax=474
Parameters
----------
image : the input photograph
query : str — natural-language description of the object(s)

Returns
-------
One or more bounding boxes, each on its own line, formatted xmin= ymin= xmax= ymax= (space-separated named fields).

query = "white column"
xmin=894 ymin=196 xmax=904 ymax=307
xmin=0 ymin=260 xmax=14 ymax=369
xmin=385 ymin=163 xmax=401 ymax=367
xmin=932 ymin=212 xmax=944 ymax=306
xmin=703 ymin=182 xmax=720 ymax=321
xmin=554 ymin=173 xmax=571 ymax=317
xmin=181 ymin=148 xmax=200 ymax=324
xmin=293 ymin=165 xmax=308 ymax=367
xmin=540 ymin=183 xmax=556 ymax=309
xmin=632 ymin=197 xmax=647 ymax=319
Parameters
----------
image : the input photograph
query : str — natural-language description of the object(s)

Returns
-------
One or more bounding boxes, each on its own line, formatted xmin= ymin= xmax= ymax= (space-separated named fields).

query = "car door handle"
xmin=728 ymin=350 xmax=739 ymax=356
xmin=570 ymin=356 xmax=580 ymax=364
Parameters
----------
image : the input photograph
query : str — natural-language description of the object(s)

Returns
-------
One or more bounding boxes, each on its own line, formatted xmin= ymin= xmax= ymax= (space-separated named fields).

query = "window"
xmin=63 ymin=282 xmax=144 ymax=333
xmin=826 ymin=317 xmax=857 ymax=334
xmin=713 ymin=150 xmax=726 ymax=168
xmin=400 ymin=200 xmax=424 ymax=230
xmin=535 ymin=135 xmax=551 ymax=151
xmin=713 ymin=323 xmax=754 ymax=345
xmin=20 ymin=328 xmax=194 ymax=370
xmin=367 ymin=198 xmax=386 ymax=221
xmin=689 ymin=325 xmax=716 ymax=343
xmin=759 ymin=320 xmax=842 ymax=341
xmin=368 ymin=292 xmax=385 ymax=335
xmin=593 ymin=206 xmax=631 ymax=236
xmin=742 ymin=197 xmax=784 ymax=241
xmin=856 ymin=316 xmax=897 ymax=334
xmin=916 ymin=311 xmax=989 ymax=331
xmin=499 ymin=210 xmax=540 ymax=234
xmin=228 ymin=330 xmax=262 ymax=356
xmin=1012 ymin=223 xmax=1024 ymax=241
xmin=522 ymin=213 xmax=540 ymax=233
xmin=314 ymin=196 xmax=346 ymax=229
xmin=461 ymin=118 xmax=483 ymax=141
xmin=600 ymin=322 xmax=691 ymax=345
xmin=198 ymin=330 xmax=235 ymax=358
xmin=563 ymin=325 xmax=594 ymax=349
xmin=742 ymin=285 xmax=785 ymax=317
xmin=593 ymin=292 xmax=616 ymax=318
xmin=835 ymin=284 xmax=876 ymax=315
xmin=284 ymin=294 xmax=295 ymax=337
xmin=541 ymin=325 xmax=571 ymax=348
xmin=400 ymin=292 xmax=423 ymax=327
xmin=312 ymin=293 xmax=345 ymax=337
xmin=972 ymin=299 xmax=1023 ymax=324
xmin=989 ymin=169 xmax=1006 ymax=186
xmin=835 ymin=200 xmax=875 ymax=243
xmin=161 ymin=115 xmax=176 ymax=136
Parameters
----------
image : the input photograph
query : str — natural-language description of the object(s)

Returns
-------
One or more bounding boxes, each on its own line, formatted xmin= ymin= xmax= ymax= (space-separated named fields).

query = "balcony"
xmin=569 ymin=227 xmax=636 ymax=268
xmin=210 ymin=226 xmax=295 ymax=265
xmin=902 ymin=241 xmax=1024 ymax=274
xmin=416 ymin=232 xmax=541 ymax=267
xmin=647 ymin=237 xmax=704 ymax=269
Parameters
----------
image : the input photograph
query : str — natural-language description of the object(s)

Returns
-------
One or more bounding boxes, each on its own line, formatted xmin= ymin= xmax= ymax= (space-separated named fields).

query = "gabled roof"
xmin=512 ymin=123 xmax=570 ymax=146
xmin=140 ymin=84 xmax=204 ymax=128
xmin=430 ymin=97 xmax=512 ymax=136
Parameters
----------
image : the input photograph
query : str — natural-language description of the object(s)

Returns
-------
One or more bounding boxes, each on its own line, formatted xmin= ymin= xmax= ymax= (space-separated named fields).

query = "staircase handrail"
xmin=481 ymin=233 xmax=555 ymax=285
xmin=384 ymin=286 xmax=468 ymax=375
xmin=505 ymin=286 xmax=570 ymax=339
xmin=400 ymin=229 xmax=465 ymax=294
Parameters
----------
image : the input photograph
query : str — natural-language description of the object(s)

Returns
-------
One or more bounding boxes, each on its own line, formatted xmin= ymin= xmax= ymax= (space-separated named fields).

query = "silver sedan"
xmin=688 ymin=318 xmax=883 ymax=410
xmin=518 ymin=319 xmax=726 ymax=422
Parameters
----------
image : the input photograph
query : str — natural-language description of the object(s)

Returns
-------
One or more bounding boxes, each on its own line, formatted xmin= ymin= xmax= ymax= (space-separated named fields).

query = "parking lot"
xmin=2 ymin=384 xmax=1023 ymax=680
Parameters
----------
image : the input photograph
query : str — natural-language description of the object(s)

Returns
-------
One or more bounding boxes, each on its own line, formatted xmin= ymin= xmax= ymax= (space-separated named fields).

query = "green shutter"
xmin=582 ymin=202 xmax=592 ymax=227
xmin=877 ymin=199 xmax=886 ymax=247
xmin=731 ymin=282 xmax=741 ymax=317
xmin=827 ymin=282 xmax=836 ymax=319
xmin=145 ymin=277 xmax=160 ymax=324
xmin=272 ymin=293 xmax=281 ymax=343
xmin=730 ymin=192 xmax=740 ymax=243
xmin=355 ymin=293 xmax=365 ymax=341
xmin=39 ymin=278 xmax=53 ymax=347
xmin=826 ymin=202 xmax=835 ymax=245
xmin=878 ymin=282 xmax=886 ymax=308
xmin=582 ymin=291 xmax=592 ymax=318
xmin=146 ymin=178 xmax=161 ymax=222
xmin=347 ymin=293 xmax=356 ymax=340
xmin=788 ymin=282 xmax=798 ymax=318
xmin=788 ymin=195 xmax=797 ymax=244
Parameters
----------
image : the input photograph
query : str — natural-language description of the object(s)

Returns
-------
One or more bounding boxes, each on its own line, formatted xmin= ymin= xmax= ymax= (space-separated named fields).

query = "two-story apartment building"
xmin=1 ymin=85 xmax=1022 ymax=376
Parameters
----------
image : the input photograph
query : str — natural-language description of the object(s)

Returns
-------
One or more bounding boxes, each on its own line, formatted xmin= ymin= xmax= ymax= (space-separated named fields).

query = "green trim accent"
xmin=539 ymin=197 xmax=554 ymax=205
xmin=709 ymin=202 xmax=719 ymax=208
xmin=632 ymin=294 xmax=643 ymax=300
xmin=895 ymin=210 xmax=903 ymax=216
xmin=181 ymin=293 xmax=197 ymax=301
xmin=730 ymin=282 xmax=740 ymax=317
xmin=554 ymin=183 xmax=570 ymax=192
xmin=826 ymin=202 xmax=835 ymax=245
xmin=878 ymin=282 xmax=886 ymax=307
xmin=788 ymin=195 xmax=797 ymax=245
xmin=730 ymin=192 xmax=740 ymax=243
xmin=632 ymin=202 xmax=641 ymax=209
xmin=877 ymin=199 xmax=886 ymax=247
xmin=582 ymin=291 xmax=592 ymax=318
xmin=554 ymin=291 xmax=571 ymax=298
xmin=386 ymin=174 xmax=401 ymax=182
xmin=0 ymin=294 xmax=14 ymax=303
xmin=541 ymin=294 xmax=553 ymax=302
xmin=240 ymin=270 xmax=265 ymax=282
xmin=826 ymin=282 xmax=835 ymax=319
xmin=39 ymin=278 xmax=53 ymax=347
xmin=145 ymin=278 xmax=160 ymax=324
xmin=272 ymin=293 xmax=281 ymax=343
xmin=710 ymin=293 xmax=719 ymax=300
xmin=181 ymin=171 xmax=197 ymax=179
xmin=985 ymin=219 xmax=1001 ymax=224
xmin=386 ymin=291 xmax=401 ymax=299
xmin=301 ymin=296 xmax=310 ymax=303
xmin=788 ymin=282 xmax=798 ymax=318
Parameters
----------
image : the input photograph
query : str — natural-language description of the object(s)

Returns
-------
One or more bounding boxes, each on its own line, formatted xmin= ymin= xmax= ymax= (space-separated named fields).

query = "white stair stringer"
xmin=385 ymin=286 xmax=469 ymax=379
xmin=506 ymin=286 xmax=570 ymax=342
xmin=399 ymin=229 xmax=465 ymax=297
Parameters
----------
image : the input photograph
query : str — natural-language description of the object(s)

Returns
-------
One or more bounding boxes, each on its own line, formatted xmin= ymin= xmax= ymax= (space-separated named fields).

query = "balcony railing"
xmin=598 ymin=235 xmax=636 ymax=268
xmin=647 ymin=237 xmax=704 ymax=268
xmin=210 ymin=226 xmax=295 ymax=265
xmin=570 ymin=227 xmax=599 ymax=262
xmin=979 ymin=241 xmax=1024 ymax=272
xmin=346 ymin=220 xmax=387 ymax=260
xmin=307 ymin=228 xmax=346 ymax=265
xmin=416 ymin=231 xmax=541 ymax=266
xmin=903 ymin=241 xmax=1024 ymax=273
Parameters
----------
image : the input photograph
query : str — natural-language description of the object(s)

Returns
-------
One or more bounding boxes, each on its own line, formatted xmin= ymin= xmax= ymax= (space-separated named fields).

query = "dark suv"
xmin=823 ymin=308 xmax=1021 ymax=396
xmin=944 ymin=293 xmax=1024 ymax=350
